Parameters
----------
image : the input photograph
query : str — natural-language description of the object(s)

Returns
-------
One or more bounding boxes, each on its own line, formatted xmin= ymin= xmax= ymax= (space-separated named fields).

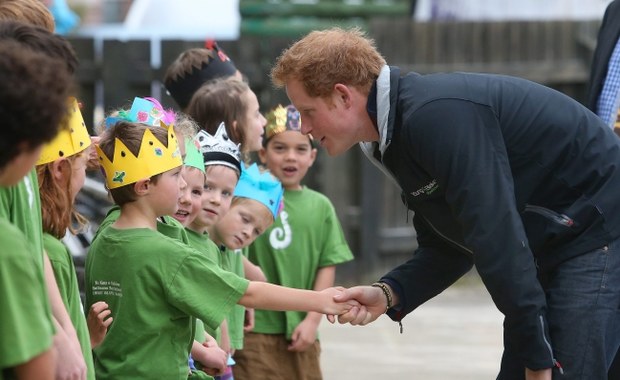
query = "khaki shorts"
xmin=233 ymin=332 xmax=322 ymax=380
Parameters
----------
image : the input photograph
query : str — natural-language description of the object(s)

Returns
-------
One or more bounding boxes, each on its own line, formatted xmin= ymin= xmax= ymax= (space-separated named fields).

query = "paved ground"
xmin=319 ymin=275 xmax=504 ymax=379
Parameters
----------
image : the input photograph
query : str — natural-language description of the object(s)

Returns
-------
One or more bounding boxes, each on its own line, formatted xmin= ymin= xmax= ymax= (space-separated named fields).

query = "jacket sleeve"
xmin=402 ymin=98 xmax=555 ymax=370
xmin=381 ymin=214 xmax=473 ymax=322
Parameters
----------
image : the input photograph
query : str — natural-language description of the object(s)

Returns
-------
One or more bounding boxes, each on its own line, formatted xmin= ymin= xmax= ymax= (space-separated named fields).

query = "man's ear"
xmin=257 ymin=147 xmax=268 ymax=164
xmin=333 ymin=83 xmax=353 ymax=108
xmin=133 ymin=178 xmax=151 ymax=196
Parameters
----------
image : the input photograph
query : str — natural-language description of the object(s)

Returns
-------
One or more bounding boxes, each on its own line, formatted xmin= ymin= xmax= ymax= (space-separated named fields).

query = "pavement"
xmin=319 ymin=275 xmax=504 ymax=379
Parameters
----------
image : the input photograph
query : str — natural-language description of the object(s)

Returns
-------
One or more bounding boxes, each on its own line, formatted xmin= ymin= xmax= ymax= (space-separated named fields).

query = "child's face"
xmin=190 ymin=165 xmax=238 ymax=230
xmin=240 ymin=89 xmax=267 ymax=153
xmin=173 ymin=167 xmax=205 ymax=227
xmin=259 ymin=131 xmax=316 ymax=191
xmin=211 ymin=199 xmax=273 ymax=249
xmin=0 ymin=144 xmax=43 ymax=187
xmin=150 ymin=165 xmax=184 ymax=217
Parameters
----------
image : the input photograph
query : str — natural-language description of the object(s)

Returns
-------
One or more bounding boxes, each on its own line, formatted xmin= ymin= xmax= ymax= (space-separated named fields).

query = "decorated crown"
xmin=105 ymin=97 xmax=176 ymax=129
xmin=37 ymin=97 xmax=92 ymax=165
xmin=196 ymin=122 xmax=241 ymax=173
xmin=263 ymin=104 xmax=312 ymax=146
xmin=184 ymin=136 xmax=205 ymax=173
xmin=164 ymin=42 xmax=238 ymax=109
xmin=233 ymin=163 xmax=284 ymax=219
xmin=96 ymin=121 xmax=183 ymax=189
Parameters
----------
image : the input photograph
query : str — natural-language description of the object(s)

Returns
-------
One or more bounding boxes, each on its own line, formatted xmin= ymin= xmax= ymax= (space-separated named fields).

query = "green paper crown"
xmin=184 ymin=137 xmax=205 ymax=173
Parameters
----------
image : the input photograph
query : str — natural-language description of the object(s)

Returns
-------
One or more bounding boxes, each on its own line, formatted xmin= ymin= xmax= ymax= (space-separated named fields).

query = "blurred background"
xmin=55 ymin=0 xmax=613 ymax=286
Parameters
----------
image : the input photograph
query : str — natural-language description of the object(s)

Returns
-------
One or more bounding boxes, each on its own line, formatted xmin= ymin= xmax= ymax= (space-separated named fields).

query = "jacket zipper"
xmin=524 ymin=205 xmax=574 ymax=227
xmin=539 ymin=315 xmax=564 ymax=375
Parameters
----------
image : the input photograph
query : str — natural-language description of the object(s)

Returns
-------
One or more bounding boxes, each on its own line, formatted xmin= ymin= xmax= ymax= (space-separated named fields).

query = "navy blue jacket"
xmin=363 ymin=66 xmax=620 ymax=369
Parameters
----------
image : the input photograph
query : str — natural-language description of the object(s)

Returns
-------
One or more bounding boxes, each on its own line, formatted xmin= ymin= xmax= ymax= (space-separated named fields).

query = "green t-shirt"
xmin=248 ymin=187 xmax=353 ymax=339
xmin=0 ymin=169 xmax=44 ymax=261
xmin=94 ymin=206 xmax=190 ymax=245
xmin=85 ymin=226 xmax=249 ymax=380
xmin=0 ymin=218 xmax=54 ymax=378
xmin=186 ymin=228 xmax=222 ymax=342
xmin=220 ymin=247 xmax=246 ymax=350
xmin=43 ymin=233 xmax=96 ymax=380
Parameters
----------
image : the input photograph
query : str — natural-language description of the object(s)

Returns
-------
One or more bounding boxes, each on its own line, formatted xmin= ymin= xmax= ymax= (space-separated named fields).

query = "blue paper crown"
xmin=105 ymin=97 xmax=175 ymax=129
xmin=233 ymin=163 xmax=284 ymax=219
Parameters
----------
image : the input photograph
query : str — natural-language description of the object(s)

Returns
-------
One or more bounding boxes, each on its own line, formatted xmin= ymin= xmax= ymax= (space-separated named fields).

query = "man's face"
xmin=285 ymin=79 xmax=359 ymax=156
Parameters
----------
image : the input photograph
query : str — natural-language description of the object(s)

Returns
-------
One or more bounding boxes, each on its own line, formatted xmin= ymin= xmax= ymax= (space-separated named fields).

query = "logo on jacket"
xmin=411 ymin=179 xmax=438 ymax=197
xmin=269 ymin=211 xmax=292 ymax=249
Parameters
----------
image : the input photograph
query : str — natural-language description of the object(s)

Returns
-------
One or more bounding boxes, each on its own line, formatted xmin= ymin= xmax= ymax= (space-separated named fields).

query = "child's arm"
xmin=241 ymin=256 xmax=263 ymax=332
xmin=87 ymin=301 xmax=113 ymax=349
xmin=242 ymin=256 xmax=266 ymax=282
xmin=288 ymin=266 xmax=336 ymax=352
xmin=238 ymin=281 xmax=355 ymax=316
xmin=219 ymin=319 xmax=231 ymax=354
xmin=44 ymin=253 xmax=87 ymax=380
xmin=12 ymin=347 xmax=56 ymax=380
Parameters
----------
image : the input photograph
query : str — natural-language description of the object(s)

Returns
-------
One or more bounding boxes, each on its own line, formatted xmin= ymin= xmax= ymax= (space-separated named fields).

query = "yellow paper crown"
xmin=37 ymin=97 xmax=91 ymax=165
xmin=96 ymin=121 xmax=183 ymax=189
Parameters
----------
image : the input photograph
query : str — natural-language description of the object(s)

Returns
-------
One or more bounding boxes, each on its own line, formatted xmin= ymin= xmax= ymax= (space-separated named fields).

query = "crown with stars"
xmin=37 ymin=97 xmax=92 ymax=165
xmin=96 ymin=121 xmax=183 ymax=189
xmin=263 ymin=104 xmax=313 ymax=146
xmin=233 ymin=163 xmax=284 ymax=219
xmin=196 ymin=122 xmax=241 ymax=173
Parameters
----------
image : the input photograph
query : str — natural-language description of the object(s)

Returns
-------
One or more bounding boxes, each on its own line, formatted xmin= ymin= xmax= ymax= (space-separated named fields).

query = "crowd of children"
xmin=0 ymin=1 xmax=354 ymax=379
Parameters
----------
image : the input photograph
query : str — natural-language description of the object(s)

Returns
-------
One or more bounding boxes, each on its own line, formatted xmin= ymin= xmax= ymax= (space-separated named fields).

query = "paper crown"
xmin=196 ymin=122 xmax=241 ymax=173
xmin=96 ymin=121 xmax=183 ymax=189
xmin=184 ymin=136 xmax=205 ymax=173
xmin=233 ymin=163 xmax=284 ymax=219
xmin=165 ymin=42 xmax=238 ymax=109
xmin=263 ymin=104 xmax=312 ymax=146
xmin=37 ymin=97 xmax=92 ymax=165
xmin=105 ymin=97 xmax=176 ymax=129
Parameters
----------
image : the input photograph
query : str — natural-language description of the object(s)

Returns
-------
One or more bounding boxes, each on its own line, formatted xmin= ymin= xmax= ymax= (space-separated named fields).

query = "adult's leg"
xmin=541 ymin=242 xmax=620 ymax=379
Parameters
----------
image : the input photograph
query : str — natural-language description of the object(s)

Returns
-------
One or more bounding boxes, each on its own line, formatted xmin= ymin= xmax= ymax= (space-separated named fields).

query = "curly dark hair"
xmin=0 ymin=39 xmax=72 ymax=170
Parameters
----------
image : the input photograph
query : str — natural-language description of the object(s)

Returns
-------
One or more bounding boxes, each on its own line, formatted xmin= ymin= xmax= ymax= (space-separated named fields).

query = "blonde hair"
xmin=271 ymin=27 xmax=386 ymax=97
xmin=0 ymin=0 xmax=55 ymax=32
xmin=97 ymin=121 xmax=168 ymax=205
xmin=37 ymin=153 xmax=88 ymax=238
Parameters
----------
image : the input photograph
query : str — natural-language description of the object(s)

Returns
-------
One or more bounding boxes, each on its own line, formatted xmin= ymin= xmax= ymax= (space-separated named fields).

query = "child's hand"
xmin=320 ymin=286 xmax=360 ymax=319
xmin=87 ymin=301 xmax=113 ymax=348
xmin=288 ymin=318 xmax=319 ymax=352
xmin=243 ymin=307 xmax=255 ymax=332
xmin=195 ymin=344 xmax=227 ymax=376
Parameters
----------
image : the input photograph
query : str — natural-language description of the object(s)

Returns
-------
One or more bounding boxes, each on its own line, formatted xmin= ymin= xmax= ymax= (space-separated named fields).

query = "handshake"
xmin=318 ymin=283 xmax=398 ymax=326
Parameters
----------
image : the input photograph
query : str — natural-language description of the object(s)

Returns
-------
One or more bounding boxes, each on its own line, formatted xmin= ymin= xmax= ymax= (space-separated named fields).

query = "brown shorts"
xmin=233 ymin=332 xmax=322 ymax=380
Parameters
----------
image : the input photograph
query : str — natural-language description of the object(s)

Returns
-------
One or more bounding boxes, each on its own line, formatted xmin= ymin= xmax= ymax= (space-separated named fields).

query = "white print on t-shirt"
xmin=269 ymin=211 xmax=291 ymax=249
xmin=23 ymin=175 xmax=34 ymax=209
xmin=92 ymin=280 xmax=123 ymax=297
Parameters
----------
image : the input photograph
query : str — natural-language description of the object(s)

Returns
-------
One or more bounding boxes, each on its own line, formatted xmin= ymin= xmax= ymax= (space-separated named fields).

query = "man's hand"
xmin=332 ymin=286 xmax=388 ymax=326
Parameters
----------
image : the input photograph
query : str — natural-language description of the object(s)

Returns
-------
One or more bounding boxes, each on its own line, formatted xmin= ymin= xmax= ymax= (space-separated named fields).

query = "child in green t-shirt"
xmin=0 ymin=39 xmax=73 ymax=380
xmin=36 ymin=98 xmax=115 ymax=380
xmin=234 ymin=105 xmax=354 ymax=380
xmin=87 ymin=121 xmax=356 ymax=380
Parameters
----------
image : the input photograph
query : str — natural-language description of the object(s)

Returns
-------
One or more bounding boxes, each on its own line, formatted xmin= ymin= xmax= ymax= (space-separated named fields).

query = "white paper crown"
xmin=196 ymin=122 xmax=241 ymax=173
